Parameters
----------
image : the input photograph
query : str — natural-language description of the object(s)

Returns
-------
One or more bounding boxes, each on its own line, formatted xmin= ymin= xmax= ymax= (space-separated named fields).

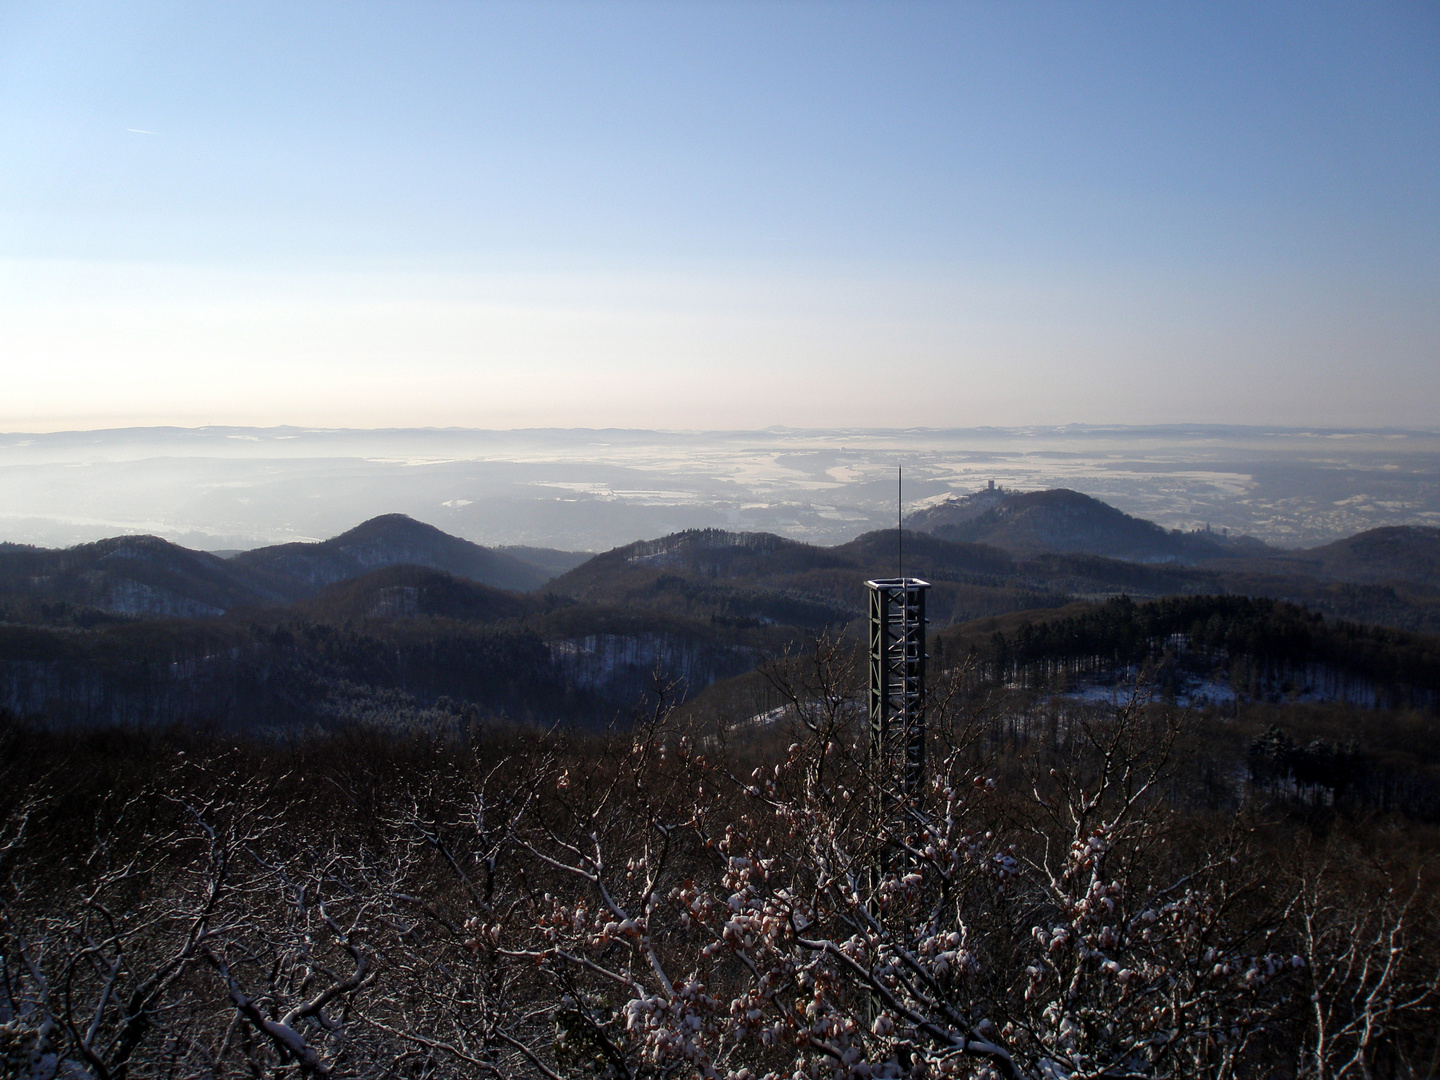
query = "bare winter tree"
xmin=0 ymin=784 xmax=263 ymax=1078
xmin=1292 ymin=850 xmax=1439 ymax=1080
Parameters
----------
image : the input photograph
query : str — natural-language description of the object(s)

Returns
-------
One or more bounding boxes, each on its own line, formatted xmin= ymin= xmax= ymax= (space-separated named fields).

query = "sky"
xmin=1 ymin=0 xmax=1437 ymax=432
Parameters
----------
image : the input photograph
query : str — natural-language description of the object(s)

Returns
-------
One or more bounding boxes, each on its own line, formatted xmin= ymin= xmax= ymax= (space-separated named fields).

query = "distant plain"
xmin=1 ymin=425 xmax=1437 ymax=552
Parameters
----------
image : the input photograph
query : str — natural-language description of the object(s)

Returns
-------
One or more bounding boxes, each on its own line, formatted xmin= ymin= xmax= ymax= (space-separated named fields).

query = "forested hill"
xmin=544 ymin=527 xmax=1057 ymax=630
xmin=1230 ymin=524 xmax=1440 ymax=589
xmin=0 ymin=514 xmax=577 ymax=622
xmin=910 ymin=487 xmax=1440 ymax=593
xmin=907 ymin=487 xmax=1268 ymax=562
xmin=2 ymin=513 xmax=1438 ymax=642
xmin=229 ymin=514 xmax=553 ymax=593
xmin=543 ymin=525 xmax=1440 ymax=637
xmin=0 ymin=507 xmax=1438 ymax=733
xmin=0 ymin=534 xmax=290 ymax=618
xmin=3 ymin=502 xmax=1436 ymax=631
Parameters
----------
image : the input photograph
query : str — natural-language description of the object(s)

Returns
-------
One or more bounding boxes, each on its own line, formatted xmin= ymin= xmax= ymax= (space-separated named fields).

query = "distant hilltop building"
xmin=909 ymin=481 xmax=1008 ymax=529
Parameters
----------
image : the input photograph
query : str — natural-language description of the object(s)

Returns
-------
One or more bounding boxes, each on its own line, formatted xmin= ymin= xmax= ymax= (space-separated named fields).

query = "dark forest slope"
xmin=1244 ymin=525 xmax=1440 ymax=589
xmin=293 ymin=564 xmax=536 ymax=623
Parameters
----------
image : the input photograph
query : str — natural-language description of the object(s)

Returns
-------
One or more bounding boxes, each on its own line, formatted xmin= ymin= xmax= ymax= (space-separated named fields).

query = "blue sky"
xmin=1 ymin=1 xmax=1436 ymax=430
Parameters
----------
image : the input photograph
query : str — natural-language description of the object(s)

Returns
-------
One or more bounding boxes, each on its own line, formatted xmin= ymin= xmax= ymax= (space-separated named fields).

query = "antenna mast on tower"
xmin=867 ymin=463 xmax=928 ymax=800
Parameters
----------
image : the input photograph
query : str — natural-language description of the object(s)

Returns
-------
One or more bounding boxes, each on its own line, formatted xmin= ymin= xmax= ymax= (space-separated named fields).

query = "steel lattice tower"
xmin=866 ymin=576 xmax=930 ymax=797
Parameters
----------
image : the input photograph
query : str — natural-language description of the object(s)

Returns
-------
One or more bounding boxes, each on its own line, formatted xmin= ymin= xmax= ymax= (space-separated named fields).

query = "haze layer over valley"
xmin=2 ymin=424 xmax=1437 ymax=553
